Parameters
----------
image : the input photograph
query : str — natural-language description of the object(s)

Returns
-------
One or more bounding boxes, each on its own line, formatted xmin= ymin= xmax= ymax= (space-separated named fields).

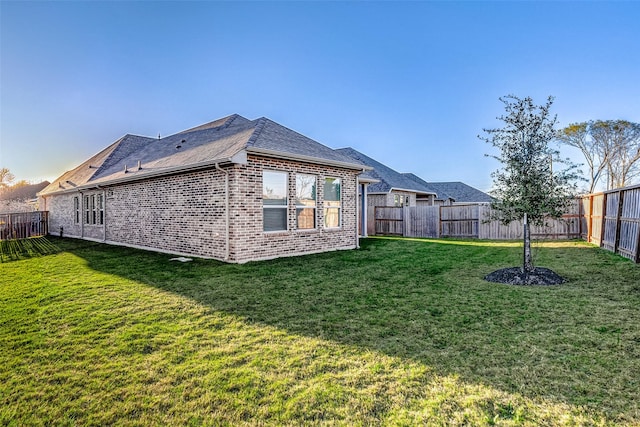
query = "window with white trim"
xmin=83 ymin=193 xmax=104 ymax=225
xmin=90 ymin=195 xmax=96 ymax=225
xmin=97 ymin=194 xmax=104 ymax=225
xmin=73 ymin=196 xmax=80 ymax=224
xmin=263 ymin=170 xmax=288 ymax=232
xmin=296 ymin=174 xmax=316 ymax=229
xmin=323 ymin=177 xmax=341 ymax=228
xmin=84 ymin=195 xmax=91 ymax=224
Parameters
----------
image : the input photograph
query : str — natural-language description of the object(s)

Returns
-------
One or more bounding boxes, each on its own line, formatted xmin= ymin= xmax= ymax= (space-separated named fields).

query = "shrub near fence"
xmin=0 ymin=211 xmax=49 ymax=240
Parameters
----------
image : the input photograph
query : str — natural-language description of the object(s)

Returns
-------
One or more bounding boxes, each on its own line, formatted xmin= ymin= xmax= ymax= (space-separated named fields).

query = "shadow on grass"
xmin=57 ymin=235 xmax=640 ymax=422
xmin=0 ymin=236 xmax=60 ymax=262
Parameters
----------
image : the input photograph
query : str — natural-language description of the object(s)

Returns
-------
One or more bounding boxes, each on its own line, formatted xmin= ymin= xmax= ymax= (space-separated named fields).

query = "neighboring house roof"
xmin=401 ymin=173 xmax=454 ymax=202
xmin=336 ymin=148 xmax=436 ymax=196
xmin=425 ymin=182 xmax=493 ymax=203
xmin=0 ymin=181 xmax=50 ymax=201
xmin=40 ymin=115 xmax=369 ymax=196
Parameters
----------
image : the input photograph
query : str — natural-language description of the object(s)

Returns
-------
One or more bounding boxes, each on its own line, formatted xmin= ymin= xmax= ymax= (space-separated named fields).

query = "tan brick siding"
xmin=227 ymin=155 xmax=358 ymax=263
xmin=105 ymin=170 xmax=227 ymax=258
xmin=43 ymin=154 xmax=360 ymax=263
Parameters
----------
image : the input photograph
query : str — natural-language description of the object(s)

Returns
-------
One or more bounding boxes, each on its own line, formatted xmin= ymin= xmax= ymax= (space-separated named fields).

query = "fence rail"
xmin=0 ymin=211 xmax=49 ymax=240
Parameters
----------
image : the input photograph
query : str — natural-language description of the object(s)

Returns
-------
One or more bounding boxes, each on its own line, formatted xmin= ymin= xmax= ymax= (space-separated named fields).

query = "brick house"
xmin=38 ymin=115 xmax=371 ymax=263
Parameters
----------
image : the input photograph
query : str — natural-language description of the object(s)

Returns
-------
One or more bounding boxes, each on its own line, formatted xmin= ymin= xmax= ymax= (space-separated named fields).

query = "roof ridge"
xmin=91 ymin=134 xmax=151 ymax=180
xmin=78 ymin=137 xmax=128 ymax=182
xmin=222 ymin=114 xmax=240 ymax=129
xmin=176 ymin=114 xmax=245 ymax=135
xmin=245 ymin=117 xmax=268 ymax=147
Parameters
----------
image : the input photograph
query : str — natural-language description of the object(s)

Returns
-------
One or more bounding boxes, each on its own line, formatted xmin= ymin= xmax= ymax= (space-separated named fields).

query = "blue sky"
xmin=1 ymin=1 xmax=639 ymax=192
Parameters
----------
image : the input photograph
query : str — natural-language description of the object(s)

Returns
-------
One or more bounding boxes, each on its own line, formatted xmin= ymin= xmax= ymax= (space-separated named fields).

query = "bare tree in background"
xmin=0 ymin=167 xmax=15 ymax=191
xmin=558 ymin=120 xmax=640 ymax=191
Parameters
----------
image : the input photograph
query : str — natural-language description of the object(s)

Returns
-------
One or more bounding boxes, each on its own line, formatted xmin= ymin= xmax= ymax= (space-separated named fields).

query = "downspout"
xmin=99 ymin=187 xmax=106 ymax=242
xmin=361 ymin=182 xmax=368 ymax=238
xmin=79 ymin=190 xmax=84 ymax=238
xmin=355 ymin=178 xmax=360 ymax=248
xmin=215 ymin=163 xmax=230 ymax=262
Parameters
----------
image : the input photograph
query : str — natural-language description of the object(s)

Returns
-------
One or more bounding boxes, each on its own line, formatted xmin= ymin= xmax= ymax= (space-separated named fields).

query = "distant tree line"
xmin=557 ymin=120 xmax=640 ymax=193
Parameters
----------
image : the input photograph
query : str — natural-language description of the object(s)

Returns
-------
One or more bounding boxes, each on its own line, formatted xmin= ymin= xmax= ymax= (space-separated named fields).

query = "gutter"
xmin=246 ymin=147 xmax=372 ymax=171
xmin=389 ymin=187 xmax=437 ymax=196
xmin=38 ymin=154 xmax=245 ymax=197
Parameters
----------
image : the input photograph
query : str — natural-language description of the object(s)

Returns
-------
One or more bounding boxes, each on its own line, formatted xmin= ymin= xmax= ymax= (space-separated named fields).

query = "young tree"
xmin=480 ymin=95 xmax=580 ymax=274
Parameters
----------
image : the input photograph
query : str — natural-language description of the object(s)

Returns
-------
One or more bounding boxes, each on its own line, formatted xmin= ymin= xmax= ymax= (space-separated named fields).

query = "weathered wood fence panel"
xmin=440 ymin=205 xmax=478 ymax=238
xmin=0 ymin=211 xmax=49 ymax=240
xmin=602 ymin=192 xmax=618 ymax=252
xmin=374 ymin=207 xmax=404 ymax=236
xmin=580 ymin=184 xmax=640 ymax=263
xmin=407 ymin=206 xmax=440 ymax=237
xmin=582 ymin=193 xmax=605 ymax=246
xmin=618 ymin=187 xmax=640 ymax=261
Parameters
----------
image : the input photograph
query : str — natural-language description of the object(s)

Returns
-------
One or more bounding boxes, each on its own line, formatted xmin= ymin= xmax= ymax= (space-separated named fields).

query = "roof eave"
xmin=246 ymin=147 xmax=372 ymax=171
xmin=38 ymin=152 xmax=246 ymax=197
xmin=389 ymin=187 xmax=437 ymax=196
xmin=357 ymin=177 xmax=380 ymax=184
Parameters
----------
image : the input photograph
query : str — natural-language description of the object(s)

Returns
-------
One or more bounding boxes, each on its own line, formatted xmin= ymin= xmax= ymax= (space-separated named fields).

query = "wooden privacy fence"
xmin=0 ymin=211 xmax=49 ymax=240
xmin=374 ymin=201 xmax=582 ymax=240
xmin=374 ymin=185 xmax=640 ymax=263
xmin=580 ymin=184 xmax=640 ymax=262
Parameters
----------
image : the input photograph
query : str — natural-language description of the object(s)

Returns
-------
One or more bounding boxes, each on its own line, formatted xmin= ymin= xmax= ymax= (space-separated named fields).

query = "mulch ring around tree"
xmin=484 ymin=267 xmax=566 ymax=285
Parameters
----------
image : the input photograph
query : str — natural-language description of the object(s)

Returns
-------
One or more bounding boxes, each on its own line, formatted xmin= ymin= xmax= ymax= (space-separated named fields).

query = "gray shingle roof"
xmin=40 ymin=115 xmax=367 ymax=196
xmin=425 ymin=182 xmax=493 ymax=203
xmin=247 ymin=119 xmax=366 ymax=167
xmin=336 ymin=148 xmax=436 ymax=195
xmin=402 ymin=173 xmax=453 ymax=201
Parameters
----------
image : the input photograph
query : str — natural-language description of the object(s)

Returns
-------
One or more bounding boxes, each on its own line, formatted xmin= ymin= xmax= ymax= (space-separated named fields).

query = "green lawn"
xmin=1 ymin=236 xmax=639 ymax=426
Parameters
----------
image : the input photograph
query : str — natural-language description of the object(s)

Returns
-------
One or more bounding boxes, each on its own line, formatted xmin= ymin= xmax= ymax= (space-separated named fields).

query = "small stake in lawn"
xmin=480 ymin=95 xmax=581 ymax=285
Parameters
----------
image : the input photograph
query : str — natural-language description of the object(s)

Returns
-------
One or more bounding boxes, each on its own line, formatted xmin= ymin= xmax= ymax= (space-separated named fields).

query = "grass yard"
xmin=1 ymin=236 xmax=639 ymax=426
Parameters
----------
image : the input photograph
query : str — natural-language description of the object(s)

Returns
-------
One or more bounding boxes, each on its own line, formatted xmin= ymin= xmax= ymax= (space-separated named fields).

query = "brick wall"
xmin=45 ymin=192 xmax=80 ymax=238
xmin=43 ymin=154 xmax=360 ymax=263
xmin=105 ymin=169 xmax=227 ymax=258
xmin=228 ymin=155 xmax=359 ymax=263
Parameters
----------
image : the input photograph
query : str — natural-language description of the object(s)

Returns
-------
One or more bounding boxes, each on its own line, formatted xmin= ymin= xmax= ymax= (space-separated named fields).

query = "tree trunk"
xmin=523 ymin=213 xmax=534 ymax=274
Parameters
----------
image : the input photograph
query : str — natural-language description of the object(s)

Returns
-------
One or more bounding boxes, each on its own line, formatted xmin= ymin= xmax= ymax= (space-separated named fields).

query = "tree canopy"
xmin=480 ymin=95 xmax=580 ymax=274
xmin=481 ymin=95 xmax=580 ymax=227
xmin=557 ymin=120 xmax=640 ymax=192
xmin=0 ymin=167 xmax=15 ymax=190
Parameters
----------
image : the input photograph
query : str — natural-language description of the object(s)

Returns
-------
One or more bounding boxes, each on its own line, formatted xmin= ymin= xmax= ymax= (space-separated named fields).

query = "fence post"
xmin=600 ymin=192 xmax=607 ymax=248
xmin=613 ymin=190 xmax=624 ymax=255
xmin=579 ymin=197 xmax=584 ymax=238
xmin=636 ymin=219 xmax=640 ymax=263
xmin=403 ymin=206 xmax=409 ymax=237
xmin=587 ymin=194 xmax=593 ymax=243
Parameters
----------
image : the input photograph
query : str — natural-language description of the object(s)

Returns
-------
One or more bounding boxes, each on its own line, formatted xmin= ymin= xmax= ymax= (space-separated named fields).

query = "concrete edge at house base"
xmin=47 ymin=232 xmax=358 ymax=264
